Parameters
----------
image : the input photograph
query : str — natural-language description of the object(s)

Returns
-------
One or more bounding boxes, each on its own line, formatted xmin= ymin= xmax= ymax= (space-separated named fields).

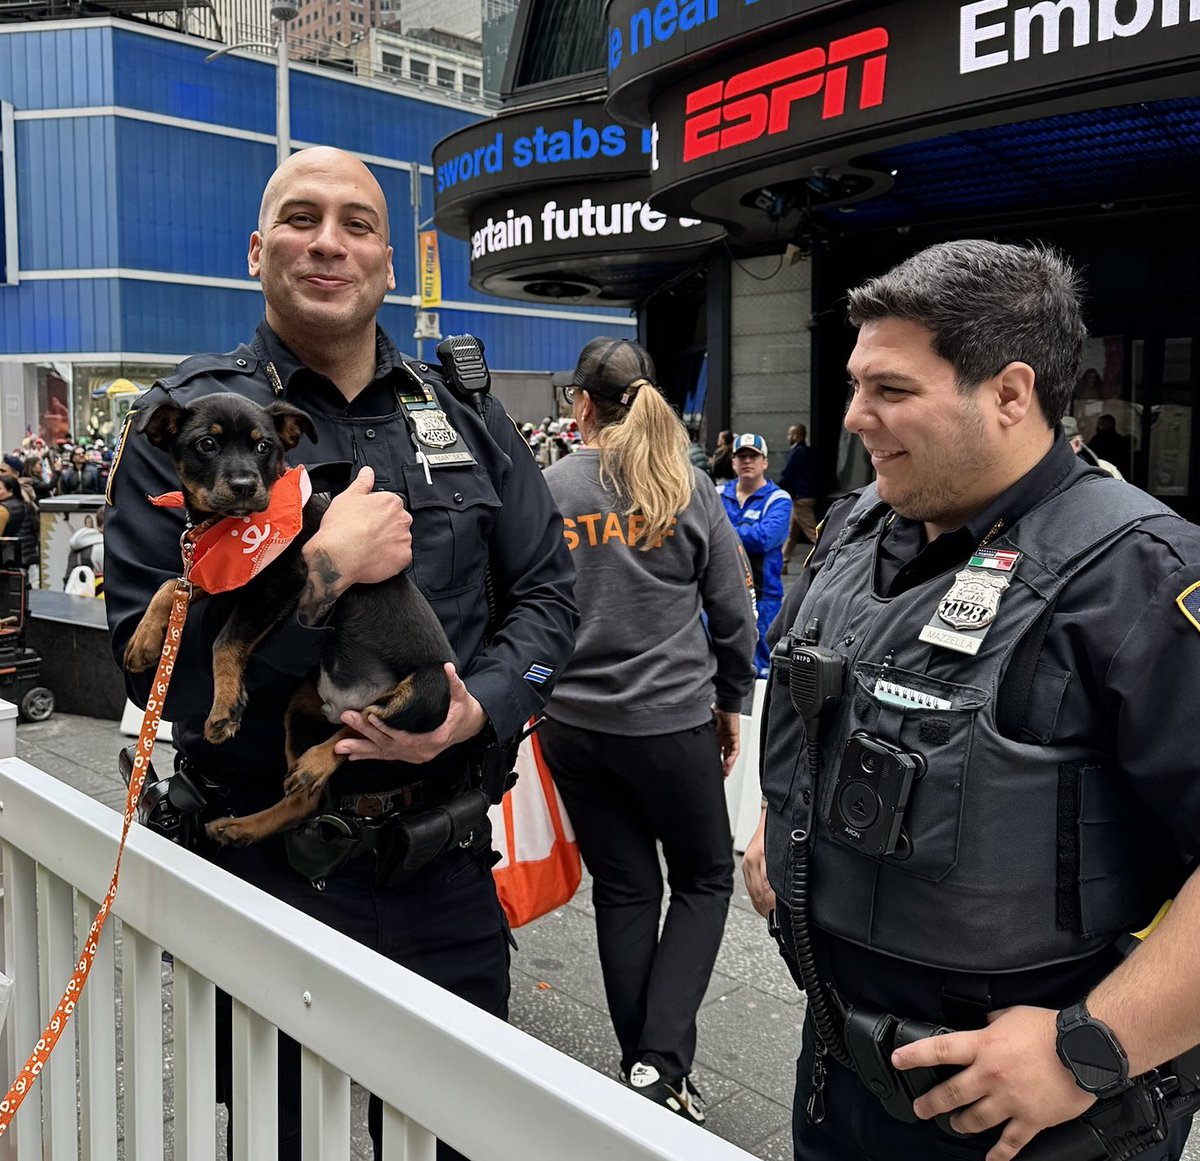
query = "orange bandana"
xmin=149 ymin=465 xmax=312 ymax=594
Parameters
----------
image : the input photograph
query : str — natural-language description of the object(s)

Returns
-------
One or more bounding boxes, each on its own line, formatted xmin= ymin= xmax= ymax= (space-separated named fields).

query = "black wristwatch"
xmin=1055 ymin=1001 xmax=1130 ymax=1099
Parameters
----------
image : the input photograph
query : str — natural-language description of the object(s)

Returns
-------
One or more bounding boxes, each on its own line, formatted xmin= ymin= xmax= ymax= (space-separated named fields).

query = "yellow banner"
xmin=419 ymin=229 xmax=442 ymax=308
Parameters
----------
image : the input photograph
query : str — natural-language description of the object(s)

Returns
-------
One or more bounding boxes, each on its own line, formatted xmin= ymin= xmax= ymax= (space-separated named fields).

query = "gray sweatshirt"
xmin=542 ymin=448 xmax=757 ymax=736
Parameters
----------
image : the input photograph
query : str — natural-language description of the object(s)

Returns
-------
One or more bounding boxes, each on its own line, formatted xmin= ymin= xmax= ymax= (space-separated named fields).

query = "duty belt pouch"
xmin=376 ymin=788 xmax=491 ymax=886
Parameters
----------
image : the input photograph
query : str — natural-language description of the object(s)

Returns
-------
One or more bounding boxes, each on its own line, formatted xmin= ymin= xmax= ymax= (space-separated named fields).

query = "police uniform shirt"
xmin=771 ymin=430 xmax=1200 ymax=1020
xmin=105 ymin=320 xmax=578 ymax=803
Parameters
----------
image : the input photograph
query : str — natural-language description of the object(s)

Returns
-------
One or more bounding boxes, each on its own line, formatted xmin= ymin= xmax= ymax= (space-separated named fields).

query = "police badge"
xmin=918 ymin=548 xmax=1023 ymax=655
xmin=937 ymin=569 xmax=1009 ymax=631
xmin=411 ymin=409 xmax=458 ymax=450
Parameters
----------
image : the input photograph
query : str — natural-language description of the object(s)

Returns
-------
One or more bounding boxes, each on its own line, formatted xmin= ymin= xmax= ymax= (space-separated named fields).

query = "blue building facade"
xmin=0 ymin=18 xmax=630 ymax=447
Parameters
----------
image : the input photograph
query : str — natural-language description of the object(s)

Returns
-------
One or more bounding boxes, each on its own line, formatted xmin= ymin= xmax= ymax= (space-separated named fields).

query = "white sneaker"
xmin=628 ymin=1062 xmax=706 ymax=1124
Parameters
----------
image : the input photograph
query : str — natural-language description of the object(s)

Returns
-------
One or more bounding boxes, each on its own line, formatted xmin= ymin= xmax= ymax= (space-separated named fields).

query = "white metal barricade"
xmin=0 ymin=756 xmax=756 ymax=1161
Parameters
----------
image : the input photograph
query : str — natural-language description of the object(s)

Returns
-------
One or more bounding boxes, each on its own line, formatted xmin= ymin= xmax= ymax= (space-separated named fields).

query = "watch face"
xmin=1060 ymin=1024 xmax=1125 ymax=1091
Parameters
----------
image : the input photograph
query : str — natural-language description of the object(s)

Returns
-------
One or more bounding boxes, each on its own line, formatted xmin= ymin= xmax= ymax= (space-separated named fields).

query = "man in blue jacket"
xmin=720 ymin=433 xmax=791 ymax=675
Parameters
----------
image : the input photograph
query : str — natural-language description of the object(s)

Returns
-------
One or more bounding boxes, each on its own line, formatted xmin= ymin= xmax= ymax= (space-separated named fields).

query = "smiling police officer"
xmin=742 ymin=240 xmax=1200 ymax=1161
xmin=104 ymin=147 xmax=578 ymax=1161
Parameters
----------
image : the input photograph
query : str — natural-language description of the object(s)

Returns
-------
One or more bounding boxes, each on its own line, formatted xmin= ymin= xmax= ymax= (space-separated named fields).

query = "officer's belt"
xmin=337 ymin=772 xmax=461 ymax=818
xmin=179 ymin=755 xmax=467 ymax=820
xmin=283 ymin=773 xmax=490 ymax=886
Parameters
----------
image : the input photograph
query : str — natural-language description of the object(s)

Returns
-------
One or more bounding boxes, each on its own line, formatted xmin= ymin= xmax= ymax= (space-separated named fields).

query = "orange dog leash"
xmin=0 ymin=542 xmax=198 ymax=1136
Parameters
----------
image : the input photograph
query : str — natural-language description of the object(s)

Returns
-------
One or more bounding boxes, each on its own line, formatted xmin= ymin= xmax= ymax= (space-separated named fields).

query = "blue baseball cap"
xmin=733 ymin=433 xmax=768 ymax=456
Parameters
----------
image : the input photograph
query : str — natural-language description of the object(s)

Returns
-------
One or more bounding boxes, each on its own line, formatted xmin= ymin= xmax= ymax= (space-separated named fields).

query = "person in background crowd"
xmin=720 ymin=434 xmax=790 ymax=676
xmin=23 ymin=453 xmax=53 ymax=501
xmin=745 ymin=239 xmax=1200 ymax=1161
xmin=56 ymin=447 xmax=102 ymax=494
xmin=710 ymin=429 xmax=736 ymax=480
xmin=105 ymin=146 xmax=578 ymax=1161
xmin=1061 ymin=415 xmax=1122 ymax=479
xmin=0 ymin=470 xmax=37 ymax=569
xmin=540 ymin=337 xmax=757 ymax=1126
xmin=779 ymin=423 xmax=819 ymax=574
xmin=1085 ymin=413 xmax=1133 ymax=469
xmin=45 ymin=449 xmax=64 ymax=492
xmin=1 ymin=454 xmax=37 ymax=507
xmin=687 ymin=424 xmax=711 ymax=475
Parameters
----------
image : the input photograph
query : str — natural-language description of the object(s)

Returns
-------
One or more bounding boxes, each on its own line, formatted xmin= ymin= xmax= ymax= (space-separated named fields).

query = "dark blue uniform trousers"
xmin=212 ymin=839 xmax=510 ymax=1161
xmin=539 ymin=716 xmax=734 ymax=1082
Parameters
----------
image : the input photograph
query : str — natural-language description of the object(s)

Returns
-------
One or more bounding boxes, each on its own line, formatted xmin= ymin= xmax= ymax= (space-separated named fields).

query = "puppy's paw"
xmin=206 ymin=816 xmax=255 ymax=846
xmin=204 ymin=713 xmax=242 ymax=745
xmin=124 ymin=627 xmax=166 ymax=673
xmin=204 ymin=693 xmax=246 ymax=744
xmin=284 ymin=754 xmax=336 ymax=798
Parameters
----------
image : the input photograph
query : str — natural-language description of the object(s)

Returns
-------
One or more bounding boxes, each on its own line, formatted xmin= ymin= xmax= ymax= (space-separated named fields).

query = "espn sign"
xmin=682 ymin=28 xmax=889 ymax=163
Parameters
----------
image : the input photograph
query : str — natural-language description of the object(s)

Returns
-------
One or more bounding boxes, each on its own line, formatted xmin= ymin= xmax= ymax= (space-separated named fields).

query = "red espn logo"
xmin=683 ymin=28 xmax=889 ymax=163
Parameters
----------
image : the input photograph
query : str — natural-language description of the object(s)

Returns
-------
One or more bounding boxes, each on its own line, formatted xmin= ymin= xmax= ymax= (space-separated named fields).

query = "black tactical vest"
xmin=763 ymin=475 xmax=1183 ymax=974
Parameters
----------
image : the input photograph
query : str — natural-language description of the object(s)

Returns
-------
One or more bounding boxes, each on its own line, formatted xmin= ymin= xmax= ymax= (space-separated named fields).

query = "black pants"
xmin=539 ymin=716 xmax=733 ymax=1081
xmin=211 ymin=838 xmax=510 ymax=1161
xmin=792 ymin=1014 xmax=1193 ymax=1161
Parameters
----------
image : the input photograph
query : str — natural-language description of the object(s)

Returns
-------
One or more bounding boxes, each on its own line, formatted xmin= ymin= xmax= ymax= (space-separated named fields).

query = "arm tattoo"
xmin=298 ymin=548 xmax=343 ymax=627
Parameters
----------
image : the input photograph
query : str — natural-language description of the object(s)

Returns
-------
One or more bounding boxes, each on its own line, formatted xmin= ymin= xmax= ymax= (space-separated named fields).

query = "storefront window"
xmin=1071 ymin=335 xmax=1136 ymax=478
xmin=36 ymin=368 xmax=72 ymax=447
xmin=70 ymin=363 xmax=172 ymax=449
xmin=1145 ymin=338 xmax=1193 ymax=498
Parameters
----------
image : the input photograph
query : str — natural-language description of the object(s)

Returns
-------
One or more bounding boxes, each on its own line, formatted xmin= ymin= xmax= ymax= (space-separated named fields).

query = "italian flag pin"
xmin=969 ymin=548 xmax=1020 ymax=572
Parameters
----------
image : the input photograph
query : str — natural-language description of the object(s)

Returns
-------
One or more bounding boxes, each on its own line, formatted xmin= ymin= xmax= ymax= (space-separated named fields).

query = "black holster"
xmin=120 ymin=745 xmax=224 ymax=852
xmin=841 ymin=1007 xmax=963 ymax=1138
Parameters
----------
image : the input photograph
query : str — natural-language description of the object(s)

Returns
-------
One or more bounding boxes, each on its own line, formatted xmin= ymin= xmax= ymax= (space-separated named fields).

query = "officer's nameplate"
xmin=424 ymin=449 xmax=475 ymax=465
xmin=918 ymin=622 xmax=984 ymax=656
xmin=394 ymin=379 xmax=478 ymax=471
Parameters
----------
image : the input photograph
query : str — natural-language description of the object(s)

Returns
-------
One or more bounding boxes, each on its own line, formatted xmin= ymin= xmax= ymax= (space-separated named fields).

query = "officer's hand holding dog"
xmin=893 ymin=1004 xmax=1094 ymax=1160
xmin=299 ymin=466 xmax=412 ymax=624
xmin=335 ymin=662 xmax=487 ymax=764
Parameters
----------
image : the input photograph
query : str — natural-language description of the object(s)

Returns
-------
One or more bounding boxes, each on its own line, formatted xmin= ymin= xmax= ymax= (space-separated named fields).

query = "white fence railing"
xmin=0 ymin=755 xmax=756 ymax=1160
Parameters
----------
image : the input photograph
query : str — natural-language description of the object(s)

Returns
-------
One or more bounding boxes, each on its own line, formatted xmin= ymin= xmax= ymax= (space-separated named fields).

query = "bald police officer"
xmin=105 ymin=147 xmax=577 ymax=1160
xmin=743 ymin=240 xmax=1200 ymax=1161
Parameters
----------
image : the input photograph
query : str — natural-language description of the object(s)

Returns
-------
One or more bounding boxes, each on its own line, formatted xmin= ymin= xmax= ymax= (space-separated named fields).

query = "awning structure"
xmin=602 ymin=0 xmax=1200 ymax=241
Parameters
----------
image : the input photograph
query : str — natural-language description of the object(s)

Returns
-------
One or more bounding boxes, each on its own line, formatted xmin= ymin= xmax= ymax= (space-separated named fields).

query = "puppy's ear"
xmin=268 ymin=402 xmax=317 ymax=450
xmin=136 ymin=401 xmax=186 ymax=448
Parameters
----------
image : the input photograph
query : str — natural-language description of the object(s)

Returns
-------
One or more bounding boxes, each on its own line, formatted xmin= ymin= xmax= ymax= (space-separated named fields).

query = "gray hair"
xmin=846 ymin=240 xmax=1087 ymax=427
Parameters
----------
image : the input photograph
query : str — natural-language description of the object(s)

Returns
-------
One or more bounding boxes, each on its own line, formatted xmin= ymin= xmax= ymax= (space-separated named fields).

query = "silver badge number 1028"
xmin=918 ymin=547 xmax=1023 ymax=656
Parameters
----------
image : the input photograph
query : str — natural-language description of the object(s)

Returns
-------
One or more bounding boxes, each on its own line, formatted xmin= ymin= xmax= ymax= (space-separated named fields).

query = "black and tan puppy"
xmin=122 ymin=392 xmax=455 ymax=844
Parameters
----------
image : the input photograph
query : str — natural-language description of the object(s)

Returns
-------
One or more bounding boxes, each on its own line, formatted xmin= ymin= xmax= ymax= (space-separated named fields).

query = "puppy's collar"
xmin=153 ymin=465 xmax=312 ymax=594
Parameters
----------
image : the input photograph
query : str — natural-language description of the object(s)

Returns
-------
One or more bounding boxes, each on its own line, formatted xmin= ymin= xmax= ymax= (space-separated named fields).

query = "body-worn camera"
xmin=825 ymin=733 xmax=923 ymax=856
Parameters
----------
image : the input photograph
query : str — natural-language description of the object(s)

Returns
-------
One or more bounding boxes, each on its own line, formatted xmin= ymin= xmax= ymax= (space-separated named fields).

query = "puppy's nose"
xmin=227 ymin=476 xmax=259 ymax=499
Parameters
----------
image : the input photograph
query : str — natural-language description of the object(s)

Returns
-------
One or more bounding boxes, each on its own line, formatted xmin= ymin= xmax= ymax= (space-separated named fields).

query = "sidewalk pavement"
xmin=13 ymin=712 xmax=1200 ymax=1161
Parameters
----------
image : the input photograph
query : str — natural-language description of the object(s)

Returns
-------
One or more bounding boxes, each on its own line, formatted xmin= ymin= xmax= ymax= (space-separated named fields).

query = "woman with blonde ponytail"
xmin=540 ymin=337 xmax=757 ymax=1125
